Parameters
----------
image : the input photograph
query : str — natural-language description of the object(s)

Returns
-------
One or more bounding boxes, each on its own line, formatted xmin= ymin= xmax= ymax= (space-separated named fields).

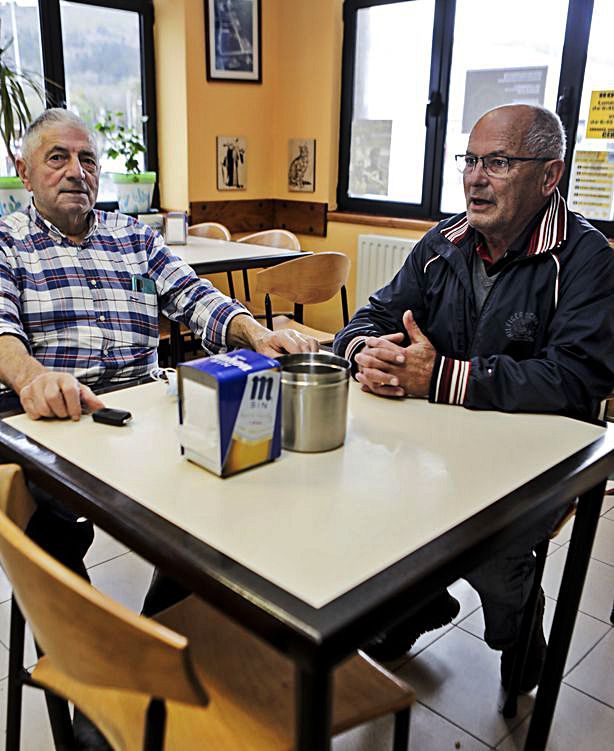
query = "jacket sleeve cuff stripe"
xmin=431 ymin=355 xmax=471 ymax=405
xmin=345 ymin=336 xmax=368 ymax=377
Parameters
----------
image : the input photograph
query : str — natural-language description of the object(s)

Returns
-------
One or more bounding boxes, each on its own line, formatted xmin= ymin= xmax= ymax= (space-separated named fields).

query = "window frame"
xmin=37 ymin=0 xmax=159 ymax=181
xmin=337 ymin=0 xmax=613 ymax=237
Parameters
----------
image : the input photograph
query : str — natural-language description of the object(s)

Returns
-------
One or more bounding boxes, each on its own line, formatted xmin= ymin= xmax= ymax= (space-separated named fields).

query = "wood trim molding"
xmin=189 ymin=199 xmax=327 ymax=236
xmin=327 ymin=211 xmax=436 ymax=233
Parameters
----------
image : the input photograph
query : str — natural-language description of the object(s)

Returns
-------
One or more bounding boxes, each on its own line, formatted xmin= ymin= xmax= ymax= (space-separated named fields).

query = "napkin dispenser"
xmin=177 ymin=350 xmax=281 ymax=476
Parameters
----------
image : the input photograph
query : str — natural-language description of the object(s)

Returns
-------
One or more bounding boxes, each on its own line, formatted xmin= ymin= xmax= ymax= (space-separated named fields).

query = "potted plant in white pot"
xmin=0 ymin=23 xmax=43 ymax=216
xmin=95 ymin=111 xmax=156 ymax=213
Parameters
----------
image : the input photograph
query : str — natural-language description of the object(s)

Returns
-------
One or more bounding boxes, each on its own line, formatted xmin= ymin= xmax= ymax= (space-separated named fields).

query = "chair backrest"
xmin=237 ymin=229 xmax=301 ymax=251
xmin=0 ymin=464 xmax=208 ymax=707
xmin=255 ymin=252 xmax=350 ymax=305
xmin=188 ymin=222 xmax=231 ymax=241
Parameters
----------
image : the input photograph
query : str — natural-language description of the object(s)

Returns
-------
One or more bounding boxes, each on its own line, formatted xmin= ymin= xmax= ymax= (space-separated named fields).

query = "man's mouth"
xmin=469 ymin=197 xmax=494 ymax=207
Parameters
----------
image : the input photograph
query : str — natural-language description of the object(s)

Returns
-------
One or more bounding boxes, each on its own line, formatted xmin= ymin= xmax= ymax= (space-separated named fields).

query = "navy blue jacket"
xmin=333 ymin=192 xmax=614 ymax=419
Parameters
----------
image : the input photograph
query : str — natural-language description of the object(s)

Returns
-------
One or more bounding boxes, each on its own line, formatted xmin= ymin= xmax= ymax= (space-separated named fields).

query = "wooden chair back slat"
xmin=0 ymin=465 xmax=209 ymax=707
xmin=255 ymin=252 xmax=350 ymax=305
xmin=237 ymin=229 xmax=300 ymax=250
xmin=188 ymin=222 xmax=231 ymax=241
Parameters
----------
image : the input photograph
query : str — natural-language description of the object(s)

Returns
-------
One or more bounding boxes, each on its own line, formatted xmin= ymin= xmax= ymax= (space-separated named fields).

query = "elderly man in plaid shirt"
xmin=0 ymin=108 xmax=316 ymax=598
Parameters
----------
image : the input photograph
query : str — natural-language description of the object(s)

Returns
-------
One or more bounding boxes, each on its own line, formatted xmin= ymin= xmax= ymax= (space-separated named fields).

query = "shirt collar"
xmin=28 ymin=202 xmax=98 ymax=243
xmin=441 ymin=189 xmax=568 ymax=257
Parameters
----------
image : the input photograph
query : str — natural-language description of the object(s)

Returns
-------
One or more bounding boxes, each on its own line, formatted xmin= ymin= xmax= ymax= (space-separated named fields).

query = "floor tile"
xmin=333 ymin=702 xmax=490 ymax=750
xmin=84 ymin=527 xmax=129 ymax=568
xmin=0 ymin=567 xmax=12 ymax=606
xmin=0 ymin=600 xmax=38 ymax=671
xmin=88 ymin=552 xmax=154 ymax=613
xmin=458 ymin=596 xmax=610 ymax=676
xmin=496 ymin=682 xmax=614 ymax=751
xmin=565 ymin=630 xmax=614 ymax=708
xmin=543 ymin=544 xmax=614 ymax=624
xmin=396 ymin=627 xmax=531 ymax=747
xmin=590 ymin=516 xmax=614 ymax=566
xmin=0 ymin=679 xmax=55 ymax=751
xmin=449 ymin=578 xmax=482 ymax=624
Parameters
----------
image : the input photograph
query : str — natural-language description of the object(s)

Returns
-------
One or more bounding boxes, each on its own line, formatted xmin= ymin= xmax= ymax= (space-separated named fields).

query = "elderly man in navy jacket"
xmin=334 ymin=104 xmax=614 ymax=691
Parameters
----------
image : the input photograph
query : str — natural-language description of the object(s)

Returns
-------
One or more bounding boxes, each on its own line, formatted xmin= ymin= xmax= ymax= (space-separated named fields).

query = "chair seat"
xmin=31 ymin=597 xmax=414 ymax=751
xmin=272 ymin=315 xmax=336 ymax=345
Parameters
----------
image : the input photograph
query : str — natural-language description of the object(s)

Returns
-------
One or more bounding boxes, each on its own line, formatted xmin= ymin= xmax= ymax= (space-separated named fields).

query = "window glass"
xmin=0 ymin=0 xmax=44 ymax=174
xmin=60 ymin=1 xmax=145 ymax=200
xmin=348 ymin=0 xmax=435 ymax=205
xmin=439 ymin=0 xmax=569 ymax=215
xmin=567 ymin=0 xmax=614 ymax=222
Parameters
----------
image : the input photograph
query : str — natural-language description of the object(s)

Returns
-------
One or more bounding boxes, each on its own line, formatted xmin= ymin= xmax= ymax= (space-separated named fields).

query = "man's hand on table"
xmin=355 ymin=310 xmax=436 ymax=399
xmin=19 ymin=372 xmax=105 ymax=421
xmin=227 ymin=314 xmax=318 ymax=357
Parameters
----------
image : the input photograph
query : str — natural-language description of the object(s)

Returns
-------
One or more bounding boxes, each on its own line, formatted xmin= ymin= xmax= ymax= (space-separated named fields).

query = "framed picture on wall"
xmin=217 ymin=136 xmax=247 ymax=190
xmin=205 ymin=0 xmax=262 ymax=83
xmin=288 ymin=138 xmax=316 ymax=192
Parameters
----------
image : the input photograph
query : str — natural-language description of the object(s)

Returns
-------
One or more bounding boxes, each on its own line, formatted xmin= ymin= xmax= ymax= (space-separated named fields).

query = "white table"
xmin=1 ymin=381 xmax=612 ymax=749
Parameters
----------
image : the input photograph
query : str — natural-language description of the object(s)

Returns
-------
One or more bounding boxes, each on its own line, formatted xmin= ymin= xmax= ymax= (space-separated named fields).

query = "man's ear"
xmin=15 ymin=158 xmax=31 ymax=191
xmin=542 ymin=159 xmax=565 ymax=198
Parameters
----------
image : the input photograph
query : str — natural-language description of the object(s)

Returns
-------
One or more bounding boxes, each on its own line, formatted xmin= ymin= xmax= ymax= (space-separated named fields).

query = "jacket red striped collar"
xmin=440 ymin=189 xmax=568 ymax=256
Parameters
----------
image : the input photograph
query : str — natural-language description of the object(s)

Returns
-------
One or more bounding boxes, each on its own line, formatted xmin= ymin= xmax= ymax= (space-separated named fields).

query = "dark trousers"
xmin=25 ymin=482 xmax=94 ymax=581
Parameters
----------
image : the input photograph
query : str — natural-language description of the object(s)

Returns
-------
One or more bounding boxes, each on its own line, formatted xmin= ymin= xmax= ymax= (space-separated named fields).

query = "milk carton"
xmin=177 ymin=350 xmax=281 ymax=476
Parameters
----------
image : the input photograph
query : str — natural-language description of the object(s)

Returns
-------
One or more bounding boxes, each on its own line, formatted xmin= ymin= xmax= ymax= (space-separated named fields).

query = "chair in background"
xmin=236 ymin=229 xmax=301 ymax=304
xmin=188 ymin=222 xmax=235 ymax=296
xmin=254 ymin=252 xmax=350 ymax=345
xmin=0 ymin=464 xmax=416 ymax=751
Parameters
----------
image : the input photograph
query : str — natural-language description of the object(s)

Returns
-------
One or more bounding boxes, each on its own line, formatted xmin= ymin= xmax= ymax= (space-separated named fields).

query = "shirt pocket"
xmin=107 ymin=287 xmax=159 ymax=348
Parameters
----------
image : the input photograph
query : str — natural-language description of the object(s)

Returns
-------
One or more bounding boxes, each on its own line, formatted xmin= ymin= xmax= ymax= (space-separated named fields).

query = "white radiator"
xmin=355 ymin=234 xmax=418 ymax=310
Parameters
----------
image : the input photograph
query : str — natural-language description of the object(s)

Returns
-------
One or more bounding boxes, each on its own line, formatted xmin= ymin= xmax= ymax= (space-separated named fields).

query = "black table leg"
xmin=524 ymin=480 xmax=605 ymax=750
xmin=295 ymin=663 xmax=332 ymax=751
xmin=169 ymin=321 xmax=182 ymax=366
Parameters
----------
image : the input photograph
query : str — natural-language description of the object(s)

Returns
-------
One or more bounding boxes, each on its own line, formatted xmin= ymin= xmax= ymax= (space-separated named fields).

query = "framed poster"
xmin=205 ymin=0 xmax=262 ymax=83
xmin=217 ymin=136 xmax=247 ymax=190
xmin=288 ymin=138 xmax=316 ymax=192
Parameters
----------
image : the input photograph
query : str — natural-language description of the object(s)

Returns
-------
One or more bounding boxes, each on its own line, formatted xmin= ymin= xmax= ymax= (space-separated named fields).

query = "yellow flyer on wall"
xmin=586 ymin=90 xmax=614 ymax=140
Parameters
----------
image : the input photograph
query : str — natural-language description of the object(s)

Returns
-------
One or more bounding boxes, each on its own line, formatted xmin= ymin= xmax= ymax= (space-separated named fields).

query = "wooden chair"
xmin=0 ymin=464 xmax=416 ymax=751
xmin=255 ymin=252 xmax=350 ymax=345
xmin=236 ymin=229 xmax=301 ymax=304
xmin=188 ymin=222 xmax=236 ymax=297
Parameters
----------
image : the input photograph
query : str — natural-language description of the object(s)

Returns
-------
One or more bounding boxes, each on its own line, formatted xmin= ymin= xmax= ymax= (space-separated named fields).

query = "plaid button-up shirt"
xmin=0 ymin=205 xmax=245 ymax=387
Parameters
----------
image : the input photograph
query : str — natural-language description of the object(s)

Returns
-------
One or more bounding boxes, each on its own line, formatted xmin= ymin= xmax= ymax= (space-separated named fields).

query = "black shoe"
xmin=73 ymin=708 xmax=113 ymax=751
xmin=362 ymin=590 xmax=460 ymax=662
xmin=501 ymin=588 xmax=547 ymax=694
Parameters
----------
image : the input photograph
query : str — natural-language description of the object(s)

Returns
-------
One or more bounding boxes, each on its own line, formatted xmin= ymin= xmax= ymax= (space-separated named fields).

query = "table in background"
xmin=167 ymin=235 xmax=306 ymax=362
xmin=1 ymin=382 xmax=612 ymax=750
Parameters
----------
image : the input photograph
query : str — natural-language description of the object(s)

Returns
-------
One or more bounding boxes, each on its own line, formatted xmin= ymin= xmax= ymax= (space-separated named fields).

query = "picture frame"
xmin=205 ymin=0 xmax=262 ymax=83
xmin=217 ymin=136 xmax=247 ymax=190
xmin=288 ymin=138 xmax=316 ymax=192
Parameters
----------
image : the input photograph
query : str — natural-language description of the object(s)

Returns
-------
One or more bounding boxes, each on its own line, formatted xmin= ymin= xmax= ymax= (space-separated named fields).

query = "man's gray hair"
xmin=523 ymin=106 xmax=567 ymax=160
xmin=21 ymin=108 xmax=96 ymax=163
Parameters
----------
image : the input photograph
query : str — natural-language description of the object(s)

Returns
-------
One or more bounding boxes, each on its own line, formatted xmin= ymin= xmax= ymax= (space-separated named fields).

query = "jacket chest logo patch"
xmin=504 ymin=312 xmax=538 ymax=342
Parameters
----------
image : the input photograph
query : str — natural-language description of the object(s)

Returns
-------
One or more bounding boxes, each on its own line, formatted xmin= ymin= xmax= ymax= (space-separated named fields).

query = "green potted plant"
xmin=95 ymin=111 xmax=156 ymax=213
xmin=0 ymin=23 xmax=44 ymax=216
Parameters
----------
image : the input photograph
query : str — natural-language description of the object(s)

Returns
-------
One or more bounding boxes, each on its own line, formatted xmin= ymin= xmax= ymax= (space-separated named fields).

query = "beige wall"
xmin=154 ymin=0 xmax=428 ymax=331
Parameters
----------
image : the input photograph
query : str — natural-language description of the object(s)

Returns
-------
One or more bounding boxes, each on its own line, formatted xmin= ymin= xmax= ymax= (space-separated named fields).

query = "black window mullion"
xmin=556 ymin=0 xmax=594 ymax=199
xmin=425 ymin=0 xmax=455 ymax=218
xmin=335 ymin=0 xmax=359 ymax=212
xmin=38 ymin=0 xmax=66 ymax=108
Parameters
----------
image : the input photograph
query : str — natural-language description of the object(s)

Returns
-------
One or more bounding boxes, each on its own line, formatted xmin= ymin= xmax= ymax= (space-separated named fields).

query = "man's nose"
xmin=465 ymin=160 xmax=489 ymax=187
xmin=65 ymin=155 xmax=85 ymax=179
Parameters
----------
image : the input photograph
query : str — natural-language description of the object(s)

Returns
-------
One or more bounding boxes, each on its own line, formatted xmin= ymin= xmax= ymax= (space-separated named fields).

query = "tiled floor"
xmin=0 ymin=499 xmax=612 ymax=750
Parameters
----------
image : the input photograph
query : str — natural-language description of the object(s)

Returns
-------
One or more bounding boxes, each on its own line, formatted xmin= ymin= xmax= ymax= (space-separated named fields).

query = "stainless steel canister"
xmin=277 ymin=352 xmax=350 ymax=452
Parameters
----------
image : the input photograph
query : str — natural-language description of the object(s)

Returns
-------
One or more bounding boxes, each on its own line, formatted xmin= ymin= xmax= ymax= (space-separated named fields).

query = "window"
xmin=338 ymin=0 xmax=614 ymax=237
xmin=1 ymin=0 xmax=157 ymax=202
xmin=0 ymin=0 xmax=45 ymax=173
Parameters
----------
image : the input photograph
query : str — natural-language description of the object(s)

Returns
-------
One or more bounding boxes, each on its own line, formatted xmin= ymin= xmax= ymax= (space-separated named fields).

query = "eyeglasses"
xmin=455 ymin=154 xmax=555 ymax=178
